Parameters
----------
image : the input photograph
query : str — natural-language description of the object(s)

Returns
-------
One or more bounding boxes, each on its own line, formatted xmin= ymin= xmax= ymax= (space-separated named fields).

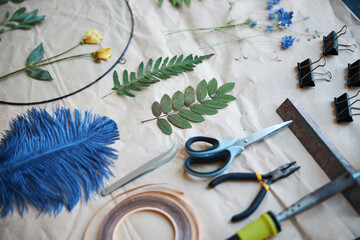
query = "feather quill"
xmin=0 ymin=107 xmax=119 ymax=217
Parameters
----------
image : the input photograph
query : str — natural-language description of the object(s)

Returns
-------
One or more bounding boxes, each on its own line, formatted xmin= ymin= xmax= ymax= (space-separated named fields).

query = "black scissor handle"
xmin=185 ymin=136 xmax=220 ymax=154
xmin=184 ymin=150 xmax=232 ymax=178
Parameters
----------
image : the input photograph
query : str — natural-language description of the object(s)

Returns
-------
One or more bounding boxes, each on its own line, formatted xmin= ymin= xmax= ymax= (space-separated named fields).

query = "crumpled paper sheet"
xmin=0 ymin=0 xmax=359 ymax=239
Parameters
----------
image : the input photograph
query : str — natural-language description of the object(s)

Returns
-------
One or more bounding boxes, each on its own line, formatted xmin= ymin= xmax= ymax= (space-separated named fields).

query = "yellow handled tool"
xmin=227 ymin=170 xmax=360 ymax=240
xmin=227 ymin=212 xmax=280 ymax=240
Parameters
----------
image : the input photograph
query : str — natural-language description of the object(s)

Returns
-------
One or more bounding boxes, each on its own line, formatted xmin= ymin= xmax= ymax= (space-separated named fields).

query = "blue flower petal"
xmin=275 ymin=8 xmax=293 ymax=27
xmin=281 ymin=35 xmax=295 ymax=49
xmin=267 ymin=0 xmax=281 ymax=10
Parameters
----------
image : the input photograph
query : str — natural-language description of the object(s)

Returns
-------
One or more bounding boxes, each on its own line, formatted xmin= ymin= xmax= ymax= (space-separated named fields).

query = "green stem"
xmin=200 ymin=39 xmax=240 ymax=50
xmin=141 ymin=113 xmax=170 ymax=123
xmin=0 ymin=52 xmax=92 ymax=81
xmin=164 ymin=22 xmax=248 ymax=35
xmin=37 ymin=43 xmax=82 ymax=64
xmin=222 ymin=1 xmax=235 ymax=24
xmin=245 ymin=40 xmax=280 ymax=62
xmin=0 ymin=66 xmax=28 ymax=80
xmin=141 ymin=97 xmax=212 ymax=123
xmin=35 ymin=53 xmax=91 ymax=68
xmin=102 ymin=90 xmax=117 ymax=99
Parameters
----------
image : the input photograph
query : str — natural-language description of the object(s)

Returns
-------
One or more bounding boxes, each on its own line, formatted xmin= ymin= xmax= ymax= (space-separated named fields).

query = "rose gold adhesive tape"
xmin=97 ymin=191 xmax=199 ymax=240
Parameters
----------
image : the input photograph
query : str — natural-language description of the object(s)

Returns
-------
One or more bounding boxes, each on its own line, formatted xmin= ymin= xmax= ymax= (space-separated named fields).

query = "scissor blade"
xmin=237 ymin=121 xmax=293 ymax=148
xmin=101 ymin=141 xmax=179 ymax=196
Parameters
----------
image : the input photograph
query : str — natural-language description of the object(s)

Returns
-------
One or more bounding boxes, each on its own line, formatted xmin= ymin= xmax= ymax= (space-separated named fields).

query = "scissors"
xmin=184 ymin=121 xmax=293 ymax=177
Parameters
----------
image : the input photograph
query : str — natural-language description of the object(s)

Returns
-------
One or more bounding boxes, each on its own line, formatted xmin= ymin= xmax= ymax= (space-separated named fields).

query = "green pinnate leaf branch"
xmin=141 ymin=78 xmax=236 ymax=135
xmin=104 ymin=53 xmax=214 ymax=98
xmin=0 ymin=7 xmax=45 ymax=41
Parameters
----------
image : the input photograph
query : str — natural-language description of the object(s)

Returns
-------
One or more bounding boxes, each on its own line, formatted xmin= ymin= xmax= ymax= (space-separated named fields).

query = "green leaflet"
xmin=217 ymin=82 xmax=235 ymax=94
xmin=184 ymin=86 xmax=195 ymax=106
xmin=190 ymin=104 xmax=218 ymax=115
xmin=146 ymin=78 xmax=236 ymax=135
xmin=27 ymin=43 xmax=44 ymax=67
xmin=168 ymin=114 xmax=191 ymax=129
xmin=212 ymin=94 xmax=236 ymax=102
xmin=157 ymin=119 xmax=172 ymax=135
xmin=207 ymin=78 xmax=218 ymax=97
xmin=160 ymin=94 xmax=172 ymax=114
xmin=196 ymin=79 xmax=207 ymax=101
xmin=152 ymin=101 xmax=162 ymax=117
xmin=26 ymin=67 xmax=52 ymax=81
xmin=111 ymin=53 xmax=214 ymax=98
xmin=201 ymin=100 xmax=228 ymax=109
xmin=179 ymin=109 xmax=204 ymax=122
xmin=172 ymin=91 xmax=184 ymax=110
xmin=159 ymin=0 xmax=191 ymax=7
xmin=1 ymin=11 xmax=9 ymax=25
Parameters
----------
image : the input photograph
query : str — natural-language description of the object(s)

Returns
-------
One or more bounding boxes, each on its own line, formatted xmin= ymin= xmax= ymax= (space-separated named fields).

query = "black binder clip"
xmin=334 ymin=90 xmax=360 ymax=122
xmin=297 ymin=56 xmax=332 ymax=88
xmin=323 ymin=25 xmax=357 ymax=56
xmin=348 ymin=59 xmax=360 ymax=87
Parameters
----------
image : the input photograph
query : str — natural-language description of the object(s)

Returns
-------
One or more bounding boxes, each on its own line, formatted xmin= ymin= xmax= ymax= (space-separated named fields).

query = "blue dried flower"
xmin=275 ymin=8 xmax=293 ymax=27
xmin=267 ymin=25 xmax=273 ymax=33
xmin=266 ymin=0 xmax=281 ymax=9
xmin=281 ymin=35 xmax=295 ymax=49
xmin=251 ymin=21 xmax=257 ymax=28
xmin=270 ymin=0 xmax=281 ymax=4
xmin=269 ymin=13 xmax=275 ymax=20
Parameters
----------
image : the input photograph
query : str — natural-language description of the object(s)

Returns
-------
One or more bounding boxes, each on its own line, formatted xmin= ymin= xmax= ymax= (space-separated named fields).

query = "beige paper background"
xmin=0 ymin=0 xmax=359 ymax=239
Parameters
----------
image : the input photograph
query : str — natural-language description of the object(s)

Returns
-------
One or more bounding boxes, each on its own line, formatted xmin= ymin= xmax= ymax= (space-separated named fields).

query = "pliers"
xmin=208 ymin=161 xmax=300 ymax=222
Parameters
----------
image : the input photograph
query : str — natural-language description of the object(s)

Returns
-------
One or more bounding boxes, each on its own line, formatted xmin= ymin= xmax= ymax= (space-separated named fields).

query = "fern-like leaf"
xmin=145 ymin=78 xmax=236 ymax=135
xmin=0 ymin=107 xmax=119 ymax=217
xmin=112 ymin=53 xmax=214 ymax=98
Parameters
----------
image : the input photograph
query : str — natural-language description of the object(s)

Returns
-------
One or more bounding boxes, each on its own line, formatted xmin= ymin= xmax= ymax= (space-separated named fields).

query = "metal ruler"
xmin=276 ymin=98 xmax=360 ymax=215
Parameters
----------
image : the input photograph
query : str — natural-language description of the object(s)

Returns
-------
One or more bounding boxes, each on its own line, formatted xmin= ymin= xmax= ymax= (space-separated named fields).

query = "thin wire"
xmin=0 ymin=0 xmax=134 ymax=106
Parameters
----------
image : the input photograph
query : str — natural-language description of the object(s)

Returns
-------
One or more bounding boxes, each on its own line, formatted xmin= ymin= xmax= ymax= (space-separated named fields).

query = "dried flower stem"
xmin=164 ymin=21 xmax=251 ymax=35
xmin=37 ymin=43 xmax=82 ymax=64
xmin=0 ymin=53 xmax=91 ymax=80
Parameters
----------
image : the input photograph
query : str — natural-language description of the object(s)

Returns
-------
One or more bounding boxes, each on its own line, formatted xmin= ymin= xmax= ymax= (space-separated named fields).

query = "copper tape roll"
xmin=86 ymin=186 xmax=199 ymax=240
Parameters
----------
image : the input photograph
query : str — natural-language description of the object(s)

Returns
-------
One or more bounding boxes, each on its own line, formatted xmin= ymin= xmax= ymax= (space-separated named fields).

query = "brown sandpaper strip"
xmin=98 ymin=191 xmax=199 ymax=240
xmin=276 ymin=98 xmax=360 ymax=215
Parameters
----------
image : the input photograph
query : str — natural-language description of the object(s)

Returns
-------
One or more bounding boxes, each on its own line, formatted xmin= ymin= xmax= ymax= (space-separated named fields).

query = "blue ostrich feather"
xmin=0 ymin=107 xmax=120 ymax=217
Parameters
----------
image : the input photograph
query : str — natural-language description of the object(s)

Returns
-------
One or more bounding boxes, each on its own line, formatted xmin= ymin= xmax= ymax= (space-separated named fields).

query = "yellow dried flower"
xmin=92 ymin=48 xmax=112 ymax=63
xmin=81 ymin=29 xmax=103 ymax=44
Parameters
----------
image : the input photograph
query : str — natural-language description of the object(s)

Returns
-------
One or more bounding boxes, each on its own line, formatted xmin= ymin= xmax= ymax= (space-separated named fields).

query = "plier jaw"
xmin=268 ymin=161 xmax=300 ymax=183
